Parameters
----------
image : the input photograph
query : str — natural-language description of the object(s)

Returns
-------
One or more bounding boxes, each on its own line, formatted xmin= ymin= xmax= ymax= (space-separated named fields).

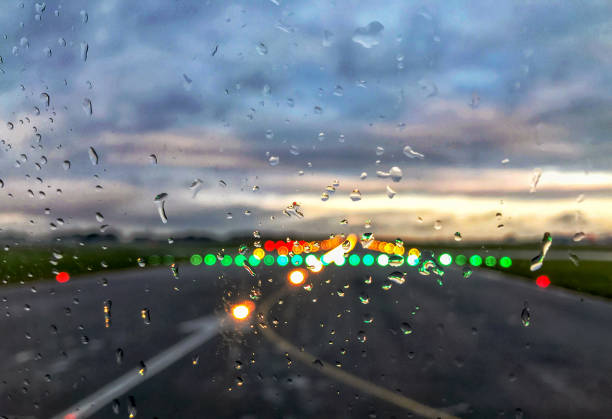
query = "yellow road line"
xmin=257 ymin=286 xmax=461 ymax=419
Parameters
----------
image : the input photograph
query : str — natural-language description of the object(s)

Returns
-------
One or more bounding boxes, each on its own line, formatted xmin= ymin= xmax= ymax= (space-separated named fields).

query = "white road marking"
xmin=51 ymin=315 xmax=224 ymax=419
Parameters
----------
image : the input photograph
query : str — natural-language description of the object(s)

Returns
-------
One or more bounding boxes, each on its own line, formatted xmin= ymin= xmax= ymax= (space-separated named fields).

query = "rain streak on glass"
xmin=88 ymin=147 xmax=99 ymax=165
xmin=154 ymin=193 xmax=169 ymax=224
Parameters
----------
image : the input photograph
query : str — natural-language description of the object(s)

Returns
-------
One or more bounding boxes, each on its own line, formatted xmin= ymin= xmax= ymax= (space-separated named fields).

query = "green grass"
xmin=487 ymin=259 xmax=612 ymax=299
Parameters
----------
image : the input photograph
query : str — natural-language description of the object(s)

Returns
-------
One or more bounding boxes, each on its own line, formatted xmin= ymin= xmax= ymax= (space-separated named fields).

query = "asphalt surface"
xmin=1 ymin=261 xmax=612 ymax=418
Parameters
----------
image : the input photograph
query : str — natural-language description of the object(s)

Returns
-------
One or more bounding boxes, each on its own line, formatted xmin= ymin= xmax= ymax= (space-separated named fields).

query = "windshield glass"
xmin=1 ymin=1 xmax=611 ymax=418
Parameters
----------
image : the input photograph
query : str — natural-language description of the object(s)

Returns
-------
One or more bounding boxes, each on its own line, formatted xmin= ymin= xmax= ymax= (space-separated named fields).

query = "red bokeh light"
xmin=56 ymin=272 xmax=70 ymax=283
xmin=536 ymin=275 xmax=550 ymax=288
xmin=264 ymin=240 xmax=275 ymax=252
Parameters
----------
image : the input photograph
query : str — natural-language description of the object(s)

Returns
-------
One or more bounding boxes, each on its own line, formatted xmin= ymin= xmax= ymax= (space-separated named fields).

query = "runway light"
xmin=348 ymin=254 xmax=360 ymax=266
xmin=234 ymin=255 xmax=246 ymax=266
xmin=232 ymin=303 xmax=251 ymax=320
xmin=500 ymin=256 xmax=512 ymax=268
xmin=305 ymin=254 xmax=318 ymax=266
xmin=190 ymin=254 xmax=203 ymax=266
xmin=485 ymin=256 xmax=497 ymax=267
xmin=455 ymin=254 xmax=467 ymax=266
xmin=221 ymin=255 xmax=233 ymax=267
xmin=263 ymin=255 xmax=275 ymax=266
xmin=408 ymin=248 xmax=421 ymax=258
xmin=469 ymin=255 xmax=482 ymax=267
xmin=362 ymin=254 xmax=375 ymax=266
xmin=288 ymin=269 xmax=306 ymax=285
xmin=204 ymin=254 xmax=216 ymax=265
xmin=277 ymin=255 xmax=289 ymax=266
xmin=407 ymin=254 xmax=419 ymax=266
xmin=253 ymin=248 xmax=265 ymax=260
xmin=439 ymin=253 xmax=452 ymax=266
xmin=536 ymin=275 xmax=550 ymax=288
xmin=264 ymin=240 xmax=275 ymax=252
xmin=377 ymin=254 xmax=389 ymax=266
xmin=56 ymin=272 xmax=70 ymax=283
xmin=291 ymin=255 xmax=303 ymax=266
xmin=248 ymin=255 xmax=261 ymax=266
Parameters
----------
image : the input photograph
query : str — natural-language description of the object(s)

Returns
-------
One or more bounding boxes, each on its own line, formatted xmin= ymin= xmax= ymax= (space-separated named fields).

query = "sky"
xmin=1 ymin=0 xmax=612 ymax=242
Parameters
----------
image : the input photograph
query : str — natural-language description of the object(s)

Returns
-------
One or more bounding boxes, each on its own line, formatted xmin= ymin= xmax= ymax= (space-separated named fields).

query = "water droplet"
xmin=170 ymin=263 xmax=179 ymax=279
xmin=403 ymin=145 xmax=425 ymax=159
xmin=375 ymin=146 xmax=385 ymax=156
xmin=141 ymin=308 xmax=151 ymax=324
xmin=360 ymin=232 xmax=374 ymax=248
xmin=454 ymin=232 xmax=462 ymax=241
xmin=386 ymin=186 xmax=396 ymax=199
xmin=322 ymin=30 xmax=334 ymax=47
xmin=128 ymin=396 xmax=137 ymax=418
xmin=40 ymin=92 xmax=50 ymax=107
xmin=88 ymin=147 xmax=99 ymax=165
xmin=189 ymin=178 xmax=203 ymax=198
xmin=529 ymin=168 xmax=542 ymax=193
xmin=149 ymin=154 xmax=157 ymax=165
xmin=389 ymin=166 xmax=402 ymax=182
xmin=58 ymin=37 xmax=66 ymax=47
xmin=289 ymin=145 xmax=299 ymax=155
xmin=388 ymin=271 xmax=406 ymax=284
xmin=7 ymin=122 xmax=14 ymax=130
xmin=359 ymin=293 xmax=370 ymax=304
xmin=154 ymin=193 xmax=168 ymax=224
xmin=360 ymin=172 xmax=367 ymax=180
xmin=95 ymin=212 xmax=104 ymax=223
xmin=256 ymin=42 xmax=268 ymax=55
xmin=112 ymin=399 xmax=120 ymax=414
xmin=530 ymin=232 xmax=552 ymax=271
xmin=268 ymin=155 xmax=279 ymax=166
xmin=356 ymin=330 xmax=367 ymax=343
xmin=265 ymin=129 xmax=274 ymax=140
xmin=80 ymin=42 xmax=88 ymax=62
xmin=434 ymin=220 xmax=442 ymax=230
xmin=80 ymin=9 xmax=88 ymax=23
xmin=348 ymin=189 xmax=362 ymax=201
xmin=352 ymin=21 xmax=384 ymax=48
xmin=82 ymin=98 xmax=92 ymax=115
xmin=568 ymin=252 xmax=580 ymax=266
xmin=333 ymin=85 xmax=343 ymax=96
xmin=462 ymin=266 xmax=473 ymax=279
xmin=137 ymin=257 xmax=146 ymax=268
xmin=62 ymin=160 xmax=70 ymax=170
xmin=572 ymin=232 xmax=585 ymax=242
xmin=400 ymin=322 xmax=413 ymax=335
xmin=521 ymin=303 xmax=530 ymax=327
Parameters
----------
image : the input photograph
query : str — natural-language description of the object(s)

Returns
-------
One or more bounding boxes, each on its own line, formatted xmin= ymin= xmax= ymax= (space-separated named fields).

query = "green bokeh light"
xmin=277 ymin=255 xmax=289 ymax=266
xmin=263 ymin=255 xmax=275 ymax=266
xmin=362 ymin=254 xmax=374 ymax=266
xmin=221 ymin=255 xmax=233 ymax=266
xmin=248 ymin=255 xmax=261 ymax=266
xmin=234 ymin=255 xmax=246 ymax=266
xmin=455 ymin=254 xmax=467 ymax=266
xmin=469 ymin=254 xmax=482 ymax=267
xmin=190 ymin=254 xmax=202 ymax=266
xmin=291 ymin=255 xmax=303 ymax=266
xmin=485 ymin=256 xmax=497 ymax=267
xmin=500 ymin=256 xmax=512 ymax=268
xmin=349 ymin=254 xmax=360 ymax=266
xmin=204 ymin=254 xmax=216 ymax=265
xmin=320 ymin=256 xmax=329 ymax=266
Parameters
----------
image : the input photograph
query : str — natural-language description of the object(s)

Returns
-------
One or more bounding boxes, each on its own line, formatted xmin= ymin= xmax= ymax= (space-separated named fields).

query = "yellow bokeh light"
xmin=253 ymin=248 xmax=265 ymax=260
xmin=408 ymin=248 xmax=421 ymax=258
xmin=393 ymin=245 xmax=405 ymax=255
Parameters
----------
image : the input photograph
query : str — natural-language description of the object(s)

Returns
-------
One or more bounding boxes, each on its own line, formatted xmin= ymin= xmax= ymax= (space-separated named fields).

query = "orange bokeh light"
xmin=288 ymin=269 xmax=306 ymax=285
